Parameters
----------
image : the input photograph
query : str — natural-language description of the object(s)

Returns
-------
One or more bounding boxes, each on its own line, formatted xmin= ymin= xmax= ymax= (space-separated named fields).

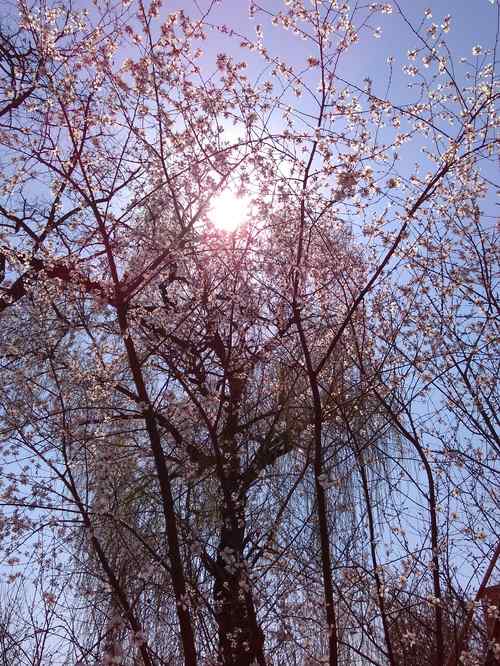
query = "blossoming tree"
xmin=0 ymin=1 xmax=498 ymax=665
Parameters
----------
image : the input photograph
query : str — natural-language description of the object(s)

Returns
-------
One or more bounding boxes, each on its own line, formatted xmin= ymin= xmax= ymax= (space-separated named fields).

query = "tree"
xmin=0 ymin=1 xmax=498 ymax=665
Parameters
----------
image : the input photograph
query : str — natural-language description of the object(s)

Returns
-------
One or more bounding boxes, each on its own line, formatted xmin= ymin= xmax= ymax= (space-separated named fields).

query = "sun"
xmin=209 ymin=190 xmax=249 ymax=232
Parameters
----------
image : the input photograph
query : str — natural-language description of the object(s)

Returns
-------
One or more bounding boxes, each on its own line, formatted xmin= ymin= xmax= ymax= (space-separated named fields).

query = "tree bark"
xmin=213 ymin=495 xmax=265 ymax=666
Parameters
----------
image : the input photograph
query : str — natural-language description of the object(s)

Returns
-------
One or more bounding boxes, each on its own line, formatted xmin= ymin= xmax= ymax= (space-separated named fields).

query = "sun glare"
xmin=209 ymin=190 xmax=249 ymax=232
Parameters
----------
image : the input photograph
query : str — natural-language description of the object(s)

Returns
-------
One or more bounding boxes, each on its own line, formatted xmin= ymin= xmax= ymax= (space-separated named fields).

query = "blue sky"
xmin=187 ymin=0 xmax=499 ymax=87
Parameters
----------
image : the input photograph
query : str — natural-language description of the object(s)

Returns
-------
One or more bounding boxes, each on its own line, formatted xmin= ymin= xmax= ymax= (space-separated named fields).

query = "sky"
xmin=187 ymin=0 xmax=499 ymax=88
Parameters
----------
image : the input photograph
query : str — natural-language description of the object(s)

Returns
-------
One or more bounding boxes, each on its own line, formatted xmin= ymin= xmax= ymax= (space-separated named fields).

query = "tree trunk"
xmin=213 ymin=509 xmax=265 ymax=666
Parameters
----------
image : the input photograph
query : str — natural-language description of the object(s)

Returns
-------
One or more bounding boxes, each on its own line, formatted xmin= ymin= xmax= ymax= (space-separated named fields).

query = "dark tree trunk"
xmin=213 ymin=507 xmax=265 ymax=666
